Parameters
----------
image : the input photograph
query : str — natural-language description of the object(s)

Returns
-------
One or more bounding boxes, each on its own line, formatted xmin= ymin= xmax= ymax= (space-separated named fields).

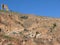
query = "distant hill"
xmin=0 ymin=10 xmax=60 ymax=45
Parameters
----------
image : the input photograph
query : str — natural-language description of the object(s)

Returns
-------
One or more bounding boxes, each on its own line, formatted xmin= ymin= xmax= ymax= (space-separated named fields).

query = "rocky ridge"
xmin=0 ymin=10 xmax=60 ymax=45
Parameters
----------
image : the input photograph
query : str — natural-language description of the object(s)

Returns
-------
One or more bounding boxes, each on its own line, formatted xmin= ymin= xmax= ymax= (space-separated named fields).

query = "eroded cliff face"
xmin=0 ymin=11 xmax=60 ymax=45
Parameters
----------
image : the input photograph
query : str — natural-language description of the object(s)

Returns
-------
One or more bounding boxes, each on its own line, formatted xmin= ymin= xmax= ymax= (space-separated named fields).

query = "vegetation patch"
xmin=8 ymin=43 xmax=13 ymax=45
xmin=52 ymin=23 xmax=56 ymax=29
xmin=20 ymin=16 xmax=28 ymax=19
xmin=0 ymin=10 xmax=9 ymax=12
xmin=49 ymin=23 xmax=57 ymax=32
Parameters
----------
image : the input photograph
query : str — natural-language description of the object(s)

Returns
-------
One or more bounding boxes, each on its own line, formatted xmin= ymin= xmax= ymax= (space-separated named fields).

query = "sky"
xmin=0 ymin=0 xmax=60 ymax=18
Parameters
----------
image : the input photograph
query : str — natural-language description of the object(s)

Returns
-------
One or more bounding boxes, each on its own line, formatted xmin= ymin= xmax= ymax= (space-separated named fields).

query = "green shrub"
xmin=20 ymin=16 xmax=28 ymax=19
xmin=52 ymin=23 xmax=56 ymax=29
xmin=24 ymin=29 xmax=29 ymax=32
xmin=19 ymin=32 xmax=23 ymax=35
xmin=12 ymin=32 xmax=17 ymax=34
xmin=49 ymin=23 xmax=57 ymax=33
xmin=3 ymin=35 xmax=13 ymax=40
xmin=3 ymin=35 xmax=11 ymax=38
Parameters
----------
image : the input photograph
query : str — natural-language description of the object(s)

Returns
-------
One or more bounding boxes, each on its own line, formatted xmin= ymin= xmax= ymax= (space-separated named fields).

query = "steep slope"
xmin=0 ymin=10 xmax=60 ymax=45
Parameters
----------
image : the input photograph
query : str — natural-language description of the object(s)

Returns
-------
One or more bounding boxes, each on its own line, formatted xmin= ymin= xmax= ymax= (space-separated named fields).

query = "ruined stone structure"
xmin=1 ymin=4 xmax=9 ymax=11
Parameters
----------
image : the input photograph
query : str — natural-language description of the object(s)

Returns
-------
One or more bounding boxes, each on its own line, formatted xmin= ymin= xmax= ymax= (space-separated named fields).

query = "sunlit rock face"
xmin=0 ymin=11 xmax=60 ymax=45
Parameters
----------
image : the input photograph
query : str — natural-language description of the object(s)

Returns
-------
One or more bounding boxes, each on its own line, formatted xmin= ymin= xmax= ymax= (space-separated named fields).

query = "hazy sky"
xmin=0 ymin=0 xmax=60 ymax=18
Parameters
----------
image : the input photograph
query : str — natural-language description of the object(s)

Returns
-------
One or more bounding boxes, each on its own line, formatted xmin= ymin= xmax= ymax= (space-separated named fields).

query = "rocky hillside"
xmin=0 ymin=10 xmax=60 ymax=45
